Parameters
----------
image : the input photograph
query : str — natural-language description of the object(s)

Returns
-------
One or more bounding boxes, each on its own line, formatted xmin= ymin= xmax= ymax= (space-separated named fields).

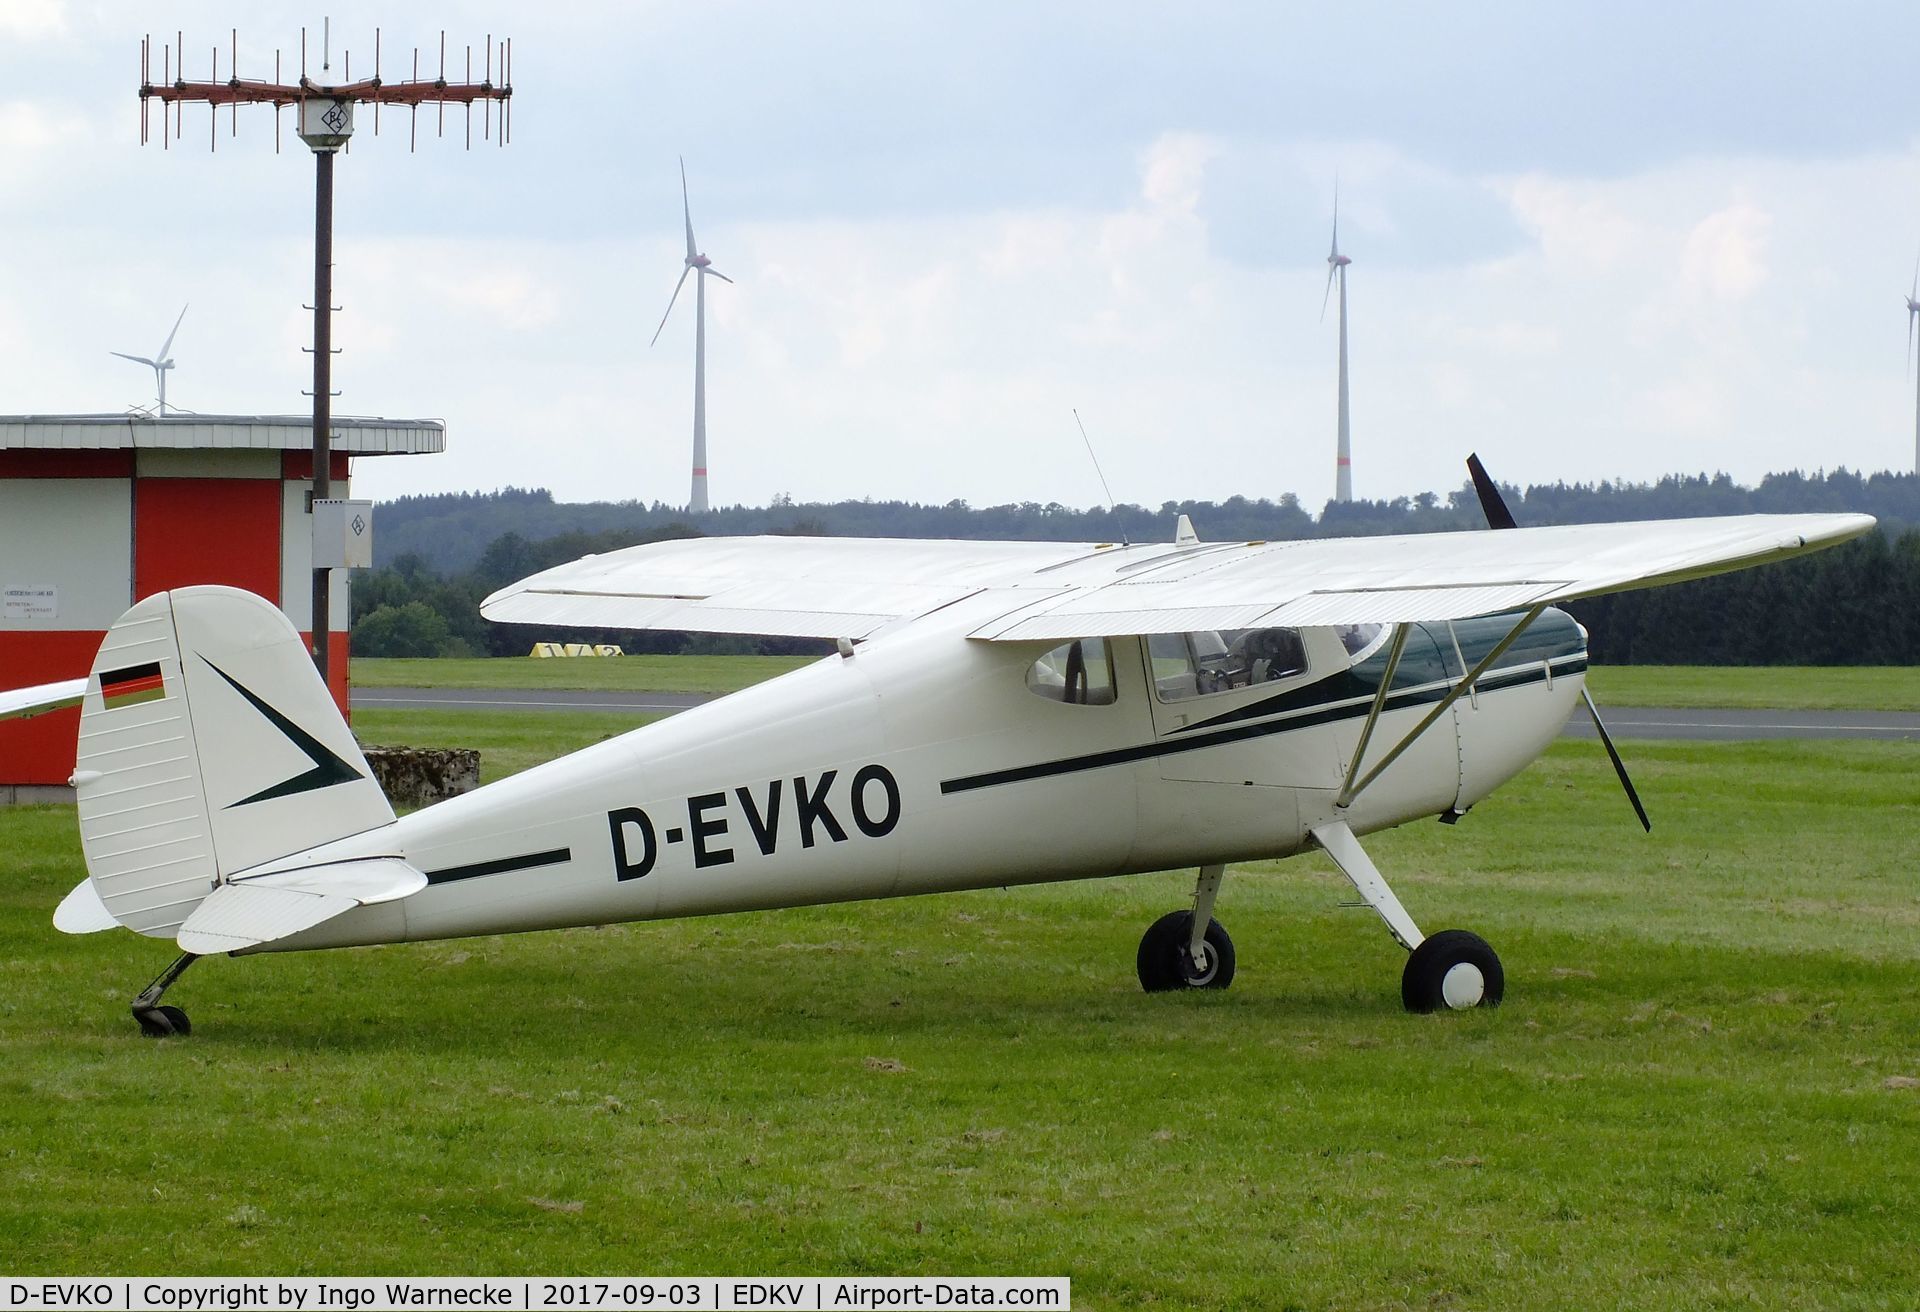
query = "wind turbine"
xmin=111 ymin=304 xmax=188 ymax=416
xmin=1906 ymin=257 xmax=1919 ymax=475
xmin=1321 ymin=189 xmax=1353 ymax=503
xmin=650 ymin=158 xmax=733 ymax=515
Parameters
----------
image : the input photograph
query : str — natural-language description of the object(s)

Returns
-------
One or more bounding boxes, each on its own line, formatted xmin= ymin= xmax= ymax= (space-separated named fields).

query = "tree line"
xmin=352 ymin=469 xmax=1920 ymax=665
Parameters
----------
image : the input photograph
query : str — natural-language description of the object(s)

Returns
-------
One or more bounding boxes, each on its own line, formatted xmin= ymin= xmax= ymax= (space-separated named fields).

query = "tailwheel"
xmin=1136 ymin=911 xmax=1236 ymax=992
xmin=135 ymin=1004 xmax=191 ymax=1038
xmin=1401 ymin=929 xmax=1504 ymax=1012
xmin=129 ymin=952 xmax=199 ymax=1038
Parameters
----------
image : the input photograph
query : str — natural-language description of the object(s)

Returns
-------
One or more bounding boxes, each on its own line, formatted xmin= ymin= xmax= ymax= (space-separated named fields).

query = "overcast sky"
xmin=5 ymin=1 xmax=1920 ymax=514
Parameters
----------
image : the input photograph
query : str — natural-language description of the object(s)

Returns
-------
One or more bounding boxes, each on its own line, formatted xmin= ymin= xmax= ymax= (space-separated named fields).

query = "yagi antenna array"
xmin=132 ymin=23 xmax=516 ymax=695
xmin=138 ymin=25 xmax=512 ymax=153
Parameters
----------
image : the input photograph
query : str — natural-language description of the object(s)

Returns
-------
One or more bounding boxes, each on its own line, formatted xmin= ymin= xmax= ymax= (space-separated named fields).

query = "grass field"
xmin=353 ymin=655 xmax=815 ymax=695
xmin=354 ymin=655 xmax=1920 ymax=712
xmin=2 ymin=715 xmax=1918 ymax=1307
xmin=1584 ymin=665 xmax=1920 ymax=712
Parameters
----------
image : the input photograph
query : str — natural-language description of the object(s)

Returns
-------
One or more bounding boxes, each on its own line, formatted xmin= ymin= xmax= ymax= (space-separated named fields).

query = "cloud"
xmin=1681 ymin=201 xmax=1771 ymax=303
xmin=0 ymin=0 xmax=65 ymax=40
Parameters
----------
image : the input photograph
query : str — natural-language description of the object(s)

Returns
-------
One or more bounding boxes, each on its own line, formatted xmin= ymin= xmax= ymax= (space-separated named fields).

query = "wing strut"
xmin=1335 ymin=622 xmax=1411 ymax=806
xmin=1336 ymin=604 xmax=1547 ymax=809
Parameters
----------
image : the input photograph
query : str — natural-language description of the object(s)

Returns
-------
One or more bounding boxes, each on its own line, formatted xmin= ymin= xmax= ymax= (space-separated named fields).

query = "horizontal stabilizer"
xmin=0 ymin=677 xmax=87 ymax=722
xmin=53 ymin=878 xmax=119 ymax=934
xmin=176 ymin=858 xmax=426 ymax=955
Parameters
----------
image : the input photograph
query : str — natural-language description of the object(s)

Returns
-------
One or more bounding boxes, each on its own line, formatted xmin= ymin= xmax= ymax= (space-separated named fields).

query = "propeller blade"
xmin=110 ymin=352 xmax=158 ymax=367
xmin=1465 ymin=452 xmax=1517 ymax=530
xmin=650 ymin=267 xmax=692 ymax=347
xmin=1465 ymin=451 xmax=1648 ymax=831
xmin=1582 ymin=688 xmax=1651 ymax=832
xmin=1909 ymin=306 xmax=1914 ymax=378
xmin=1329 ymin=176 xmax=1341 ymax=260
xmin=1320 ymin=263 xmax=1336 ymax=322
xmin=679 ymin=156 xmax=697 ymax=262
xmin=1910 ymin=250 xmax=1917 ymax=302
xmin=704 ymin=267 xmax=734 ymax=285
xmin=157 ymin=302 xmax=189 ymax=363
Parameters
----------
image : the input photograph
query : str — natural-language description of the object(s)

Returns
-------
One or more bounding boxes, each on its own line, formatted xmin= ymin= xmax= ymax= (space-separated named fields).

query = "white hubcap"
xmin=1440 ymin=962 xmax=1486 ymax=1009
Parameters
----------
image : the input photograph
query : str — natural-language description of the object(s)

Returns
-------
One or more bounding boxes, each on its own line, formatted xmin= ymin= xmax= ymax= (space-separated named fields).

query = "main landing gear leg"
xmin=131 ymin=952 xmax=200 ymax=1038
xmin=1137 ymin=863 xmax=1236 ymax=992
xmin=1310 ymin=820 xmax=1503 ymax=1013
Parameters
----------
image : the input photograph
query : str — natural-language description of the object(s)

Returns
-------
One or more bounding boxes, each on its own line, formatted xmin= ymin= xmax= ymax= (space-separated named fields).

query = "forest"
xmin=352 ymin=469 xmax=1920 ymax=665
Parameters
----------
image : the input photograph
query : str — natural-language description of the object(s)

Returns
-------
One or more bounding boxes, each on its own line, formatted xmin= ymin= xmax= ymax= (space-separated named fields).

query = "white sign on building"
xmin=3 ymin=584 xmax=58 ymax=622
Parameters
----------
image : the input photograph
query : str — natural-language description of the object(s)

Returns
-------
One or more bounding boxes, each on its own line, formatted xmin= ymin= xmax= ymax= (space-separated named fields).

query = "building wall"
xmin=0 ymin=450 xmax=356 ymax=787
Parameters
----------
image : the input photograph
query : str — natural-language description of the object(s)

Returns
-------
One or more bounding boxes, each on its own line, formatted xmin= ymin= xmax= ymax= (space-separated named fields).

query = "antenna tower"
xmin=137 ymin=23 xmax=513 ymax=692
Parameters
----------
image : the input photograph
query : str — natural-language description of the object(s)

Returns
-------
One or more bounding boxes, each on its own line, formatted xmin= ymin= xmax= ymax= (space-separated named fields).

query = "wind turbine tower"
xmin=1322 ymin=191 xmax=1353 ymax=502
xmin=111 ymin=304 xmax=189 ymax=416
xmin=651 ymin=158 xmax=733 ymax=515
xmin=1907 ymin=261 xmax=1920 ymax=475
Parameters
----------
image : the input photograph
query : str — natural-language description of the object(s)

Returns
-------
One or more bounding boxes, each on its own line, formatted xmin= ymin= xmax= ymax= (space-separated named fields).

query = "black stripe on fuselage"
xmin=424 ymin=847 xmax=572 ymax=885
xmin=937 ymin=656 xmax=1586 ymax=796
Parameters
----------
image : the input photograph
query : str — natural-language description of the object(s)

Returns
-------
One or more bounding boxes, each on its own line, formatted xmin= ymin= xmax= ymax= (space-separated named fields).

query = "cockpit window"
xmin=1150 ymin=628 xmax=1308 ymax=702
xmin=1335 ymin=623 xmax=1388 ymax=662
xmin=1026 ymin=638 xmax=1118 ymax=706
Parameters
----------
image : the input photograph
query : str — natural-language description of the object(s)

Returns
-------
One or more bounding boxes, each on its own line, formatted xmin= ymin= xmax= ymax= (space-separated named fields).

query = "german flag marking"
xmin=99 ymin=661 xmax=165 ymax=710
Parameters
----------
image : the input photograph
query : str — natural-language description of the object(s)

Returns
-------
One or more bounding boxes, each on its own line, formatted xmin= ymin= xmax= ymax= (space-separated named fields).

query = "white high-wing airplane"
xmin=3 ymin=487 xmax=1873 ymax=1036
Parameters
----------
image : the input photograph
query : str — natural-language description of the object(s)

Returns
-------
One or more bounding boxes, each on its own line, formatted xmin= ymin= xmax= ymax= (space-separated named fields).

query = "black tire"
xmin=1136 ymin=911 xmax=1236 ymax=993
xmin=136 ymin=1005 xmax=191 ymax=1038
xmin=1401 ymin=929 xmax=1503 ymax=1013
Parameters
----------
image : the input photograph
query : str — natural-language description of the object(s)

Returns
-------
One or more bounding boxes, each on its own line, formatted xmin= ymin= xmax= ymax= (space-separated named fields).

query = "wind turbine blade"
xmin=650 ymin=267 xmax=692 ymax=347
xmin=1330 ymin=176 xmax=1341 ymax=258
xmin=705 ymin=267 xmax=734 ymax=285
xmin=1909 ymin=307 xmax=1914 ymax=377
xmin=1320 ymin=264 xmax=1336 ymax=321
xmin=679 ymin=156 xmax=697 ymax=262
xmin=157 ymin=302 xmax=188 ymax=362
xmin=110 ymin=352 xmax=158 ymax=367
xmin=1910 ymin=250 xmax=1917 ymax=302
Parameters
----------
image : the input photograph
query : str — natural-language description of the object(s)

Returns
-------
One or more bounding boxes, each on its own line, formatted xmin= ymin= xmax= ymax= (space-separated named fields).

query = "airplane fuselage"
xmin=258 ymin=600 xmax=1587 ymax=953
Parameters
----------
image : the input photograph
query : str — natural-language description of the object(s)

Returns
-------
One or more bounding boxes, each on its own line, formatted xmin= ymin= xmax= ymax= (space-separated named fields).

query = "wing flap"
xmin=480 ymin=536 xmax=1105 ymax=638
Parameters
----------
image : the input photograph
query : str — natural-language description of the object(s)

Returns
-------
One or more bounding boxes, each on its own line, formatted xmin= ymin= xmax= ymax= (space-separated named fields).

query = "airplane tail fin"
xmin=71 ymin=586 xmax=396 ymax=940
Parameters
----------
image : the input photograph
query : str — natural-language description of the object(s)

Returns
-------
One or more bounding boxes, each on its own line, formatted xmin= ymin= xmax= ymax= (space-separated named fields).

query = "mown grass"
xmin=353 ymin=655 xmax=815 ymax=695
xmin=2 ymin=726 xmax=1918 ymax=1308
xmin=1585 ymin=665 xmax=1920 ymax=711
xmin=356 ymin=656 xmax=1920 ymax=712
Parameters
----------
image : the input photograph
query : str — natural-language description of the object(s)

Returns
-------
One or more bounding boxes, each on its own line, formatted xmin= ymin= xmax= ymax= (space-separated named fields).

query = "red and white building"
xmin=0 ymin=413 xmax=442 ymax=800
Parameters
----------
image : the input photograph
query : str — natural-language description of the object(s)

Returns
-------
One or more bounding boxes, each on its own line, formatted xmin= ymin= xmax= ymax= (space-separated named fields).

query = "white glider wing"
xmin=481 ymin=536 xmax=1103 ymax=638
xmin=0 ymin=677 xmax=87 ymax=722
xmin=970 ymin=513 xmax=1877 ymax=639
xmin=480 ymin=514 xmax=1874 ymax=641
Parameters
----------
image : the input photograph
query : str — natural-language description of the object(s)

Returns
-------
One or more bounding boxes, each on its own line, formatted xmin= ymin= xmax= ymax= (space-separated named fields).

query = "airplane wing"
xmin=480 ymin=513 xmax=1874 ymax=641
xmin=0 ymin=677 xmax=88 ymax=722
xmin=970 ymin=512 xmax=1876 ymax=639
xmin=481 ymin=537 xmax=1105 ymax=638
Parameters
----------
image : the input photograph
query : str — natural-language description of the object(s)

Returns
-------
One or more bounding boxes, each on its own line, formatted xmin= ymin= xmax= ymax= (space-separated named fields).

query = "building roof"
xmin=0 ymin=414 xmax=444 ymax=456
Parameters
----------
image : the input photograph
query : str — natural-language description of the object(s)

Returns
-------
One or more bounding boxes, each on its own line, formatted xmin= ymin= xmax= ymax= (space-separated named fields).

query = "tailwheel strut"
xmin=131 ymin=952 xmax=200 ymax=1038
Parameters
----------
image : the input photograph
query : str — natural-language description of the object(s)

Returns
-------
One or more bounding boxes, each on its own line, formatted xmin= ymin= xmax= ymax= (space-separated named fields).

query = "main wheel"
xmin=1402 ymin=929 xmax=1503 ymax=1012
xmin=1136 ymin=911 xmax=1236 ymax=992
xmin=135 ymin=1004 xmax=191 ymax=1038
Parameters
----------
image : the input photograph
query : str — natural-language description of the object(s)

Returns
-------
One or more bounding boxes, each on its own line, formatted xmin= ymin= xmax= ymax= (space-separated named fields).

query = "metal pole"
xmin=311 ymin=147 xmax=334 ymax=687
